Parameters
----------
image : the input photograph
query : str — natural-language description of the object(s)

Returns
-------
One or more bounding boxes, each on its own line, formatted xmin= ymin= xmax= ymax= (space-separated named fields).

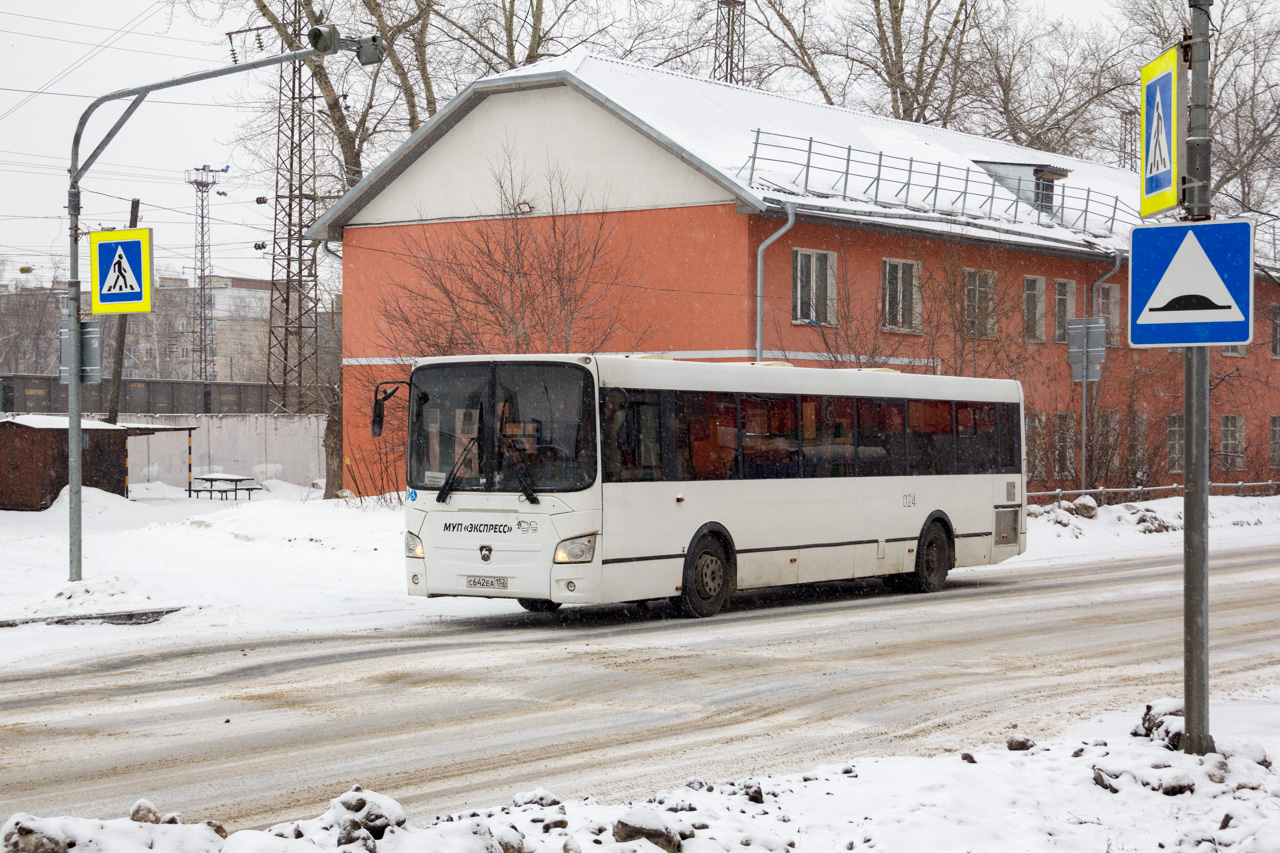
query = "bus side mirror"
xmin=370 ymin=382 xmax=408 ymax=439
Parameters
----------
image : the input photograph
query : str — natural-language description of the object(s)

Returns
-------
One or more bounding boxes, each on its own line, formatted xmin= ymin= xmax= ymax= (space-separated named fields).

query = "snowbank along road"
xmin=1 ymin=540 xmax=1278 ymax=830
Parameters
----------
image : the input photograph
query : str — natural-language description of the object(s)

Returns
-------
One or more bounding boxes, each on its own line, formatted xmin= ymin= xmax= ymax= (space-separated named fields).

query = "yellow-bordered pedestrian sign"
xmin=89 ymin=228 xmax=153 ymax=314
xmin=1139 ymin=46 xmax=1185 ymax=218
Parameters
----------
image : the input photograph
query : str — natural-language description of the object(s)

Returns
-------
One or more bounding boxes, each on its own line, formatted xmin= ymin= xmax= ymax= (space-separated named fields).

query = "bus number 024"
xmin=902 ymin=494 xmax=916 ymax=508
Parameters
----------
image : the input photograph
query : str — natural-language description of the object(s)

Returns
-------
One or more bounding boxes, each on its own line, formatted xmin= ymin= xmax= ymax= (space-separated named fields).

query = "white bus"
xmin=374 ymin=354 xmax=1025 ymax=618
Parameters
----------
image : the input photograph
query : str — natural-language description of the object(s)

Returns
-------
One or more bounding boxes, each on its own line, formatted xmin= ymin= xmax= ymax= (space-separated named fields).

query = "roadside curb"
xmin=0 ymin=607 xmax=184 ymax=628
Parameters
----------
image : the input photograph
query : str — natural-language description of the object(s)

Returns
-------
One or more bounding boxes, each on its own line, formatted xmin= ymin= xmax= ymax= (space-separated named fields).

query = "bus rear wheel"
xmin=677 ymin=537 xmax=729 ymax=618
xmin=904 ymin=523 xmax=952 ymax=593
xmin=517 ymin=598 xmax=562 ymax=613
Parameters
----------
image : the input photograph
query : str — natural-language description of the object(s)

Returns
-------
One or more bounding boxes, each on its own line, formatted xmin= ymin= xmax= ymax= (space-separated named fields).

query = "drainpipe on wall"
xmin=1090 ymin=250 xmax=1123 ymax=317
xmin=756 ymin=203 xmax=796 ymax=362
xmin=322 ymin=241 xmax=343 ymax=261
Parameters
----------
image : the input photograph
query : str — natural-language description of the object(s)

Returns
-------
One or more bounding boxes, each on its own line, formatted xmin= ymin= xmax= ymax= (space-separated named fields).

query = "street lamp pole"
xmin=65 ymin=26 xmax=380 ymax=582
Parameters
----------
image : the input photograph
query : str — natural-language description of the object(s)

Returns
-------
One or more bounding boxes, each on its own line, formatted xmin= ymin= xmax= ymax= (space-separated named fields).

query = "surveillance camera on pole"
xmin=307 ymin=24 xmax=341 ymax=55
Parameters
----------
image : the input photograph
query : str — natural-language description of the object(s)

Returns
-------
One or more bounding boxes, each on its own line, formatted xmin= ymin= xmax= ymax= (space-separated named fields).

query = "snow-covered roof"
xmin=0 ymin=415 xmax=125 ymax=431
xmin=310 ymin=52 xmax=1144 ymax=257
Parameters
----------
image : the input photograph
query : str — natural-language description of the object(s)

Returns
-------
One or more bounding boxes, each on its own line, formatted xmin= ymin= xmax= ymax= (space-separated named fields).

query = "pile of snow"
xmin=6 ymin=696 xmax=1280 ymax=852
xmin=1020 ymin=493 xmax=1280 ymax=553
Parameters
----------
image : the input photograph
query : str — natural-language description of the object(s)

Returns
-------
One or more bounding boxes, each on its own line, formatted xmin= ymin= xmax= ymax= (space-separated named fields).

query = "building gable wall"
xmin=348 ymin=84 xmax=737 ymax=228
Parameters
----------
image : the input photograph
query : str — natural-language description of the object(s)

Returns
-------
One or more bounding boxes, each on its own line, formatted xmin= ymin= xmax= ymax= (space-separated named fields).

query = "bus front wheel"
xmin=677 ymin=537 xmax=729 ymax=618
xmin=517 ymin=598 xmax=562 ymax=613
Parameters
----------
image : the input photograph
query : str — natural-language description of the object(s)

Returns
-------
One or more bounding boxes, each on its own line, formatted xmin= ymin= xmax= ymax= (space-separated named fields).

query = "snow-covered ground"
xmin=5 ymin=693 xmax=1279 ymax=852
xmin=3 ymin=486 xmax=1280 ymax=851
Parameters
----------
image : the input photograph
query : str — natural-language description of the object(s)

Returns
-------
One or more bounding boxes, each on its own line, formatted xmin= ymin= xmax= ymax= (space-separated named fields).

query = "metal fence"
xmin=737 ymin=128 xmax=1140 ymax=238
xmin=1028 ymin=480 xmax=1280 ymax=506
xmin=735 ymin=129 xmax=1280 ymax=263
xmin=0 ymin=374 xmax=273 ymax=415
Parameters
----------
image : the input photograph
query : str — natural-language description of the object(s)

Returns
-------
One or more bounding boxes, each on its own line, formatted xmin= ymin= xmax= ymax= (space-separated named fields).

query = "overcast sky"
xmin=0 ymin=0 xmax=1118 ymax=290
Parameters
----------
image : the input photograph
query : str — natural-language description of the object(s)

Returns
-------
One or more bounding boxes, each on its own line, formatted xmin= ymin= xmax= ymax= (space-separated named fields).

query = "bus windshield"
xmin=408 ymin=362 xmax=597 ymax=495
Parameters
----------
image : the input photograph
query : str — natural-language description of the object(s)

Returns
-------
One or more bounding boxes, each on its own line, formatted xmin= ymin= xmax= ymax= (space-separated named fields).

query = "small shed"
xmin=0 ymin=415 xmax=128 ymax=511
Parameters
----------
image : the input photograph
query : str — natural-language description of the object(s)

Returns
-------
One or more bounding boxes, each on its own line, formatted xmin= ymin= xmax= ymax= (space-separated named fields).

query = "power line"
xmin=0 ymin=85 xmax=248 ymax=108
xmin=0 ymin=10 xmax=214 ymax=44
xmin=0 ymin=1 xmax=167 ymax=125
xmin=0 ymin=27 xmax=218 ymax=62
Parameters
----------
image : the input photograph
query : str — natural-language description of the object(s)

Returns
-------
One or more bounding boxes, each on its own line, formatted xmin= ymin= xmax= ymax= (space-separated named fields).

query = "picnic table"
xmin=191 ymin=473 xmax=262 ymax=500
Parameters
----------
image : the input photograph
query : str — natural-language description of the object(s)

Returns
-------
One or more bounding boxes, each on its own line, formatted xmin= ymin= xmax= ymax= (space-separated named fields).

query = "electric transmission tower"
xmin=713 ymin=0 xmax=747 ymax=85
xmin=186 ymin=165 xmax=225 ymax=382
xmin=267 ymin=2 xmax=321 ymax=414
xmin=1120 ymin=109 xmax=1139 ymax=172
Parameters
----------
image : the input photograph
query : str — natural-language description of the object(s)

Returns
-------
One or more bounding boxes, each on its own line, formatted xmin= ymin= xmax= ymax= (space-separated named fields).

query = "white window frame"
xmin=963 ymin=268 xmax=997 ymax=339
xmin=1098 ymin=283 xmax=1121 ymax=346
xmin=882 ymin=258 xmax=922 ymax=332
xmin=1054 ymin=279 xmax=1075 ymax=343
xmin=793 ymin=248 xmax=837 ymax=327
xmin=1271 ymin=305 xmax=1280 ymax=359
xmin=1222 ymin=344 xmax=1246 ymax=357
xmin=1023 ymin=276 xmax=1046 ymax=343
xmin=1167 ymin=414 xmax=1184 ymax=474
xmin=1221 ymin=414 xmax=1245 ymax=471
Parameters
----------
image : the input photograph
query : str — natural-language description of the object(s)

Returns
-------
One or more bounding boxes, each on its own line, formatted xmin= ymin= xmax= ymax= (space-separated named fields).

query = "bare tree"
xmin=970 ymin=2 xmax=1131 ymax=157
xmin=378 ymin=153 xmax=648 ymax=358
xmin=838 ymin=0 xmax=979 ymax=125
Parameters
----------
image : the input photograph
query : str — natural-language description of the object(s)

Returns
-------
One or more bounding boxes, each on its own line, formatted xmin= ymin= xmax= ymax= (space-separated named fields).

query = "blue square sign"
xmin=1129 ymin=219 xmax=1254 ymax=348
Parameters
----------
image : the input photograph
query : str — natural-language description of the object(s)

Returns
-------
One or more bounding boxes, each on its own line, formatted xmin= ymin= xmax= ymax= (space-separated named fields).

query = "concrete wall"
xmin=121 ymin=413 xmax=326 ymax=489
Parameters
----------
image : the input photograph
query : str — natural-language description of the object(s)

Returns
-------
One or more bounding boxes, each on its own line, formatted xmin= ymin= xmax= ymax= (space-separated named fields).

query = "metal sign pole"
xmin=1183 ymin=0 xmax=1215 ymax=756
xmin=62 ymin=27 xmax=381 ymax=582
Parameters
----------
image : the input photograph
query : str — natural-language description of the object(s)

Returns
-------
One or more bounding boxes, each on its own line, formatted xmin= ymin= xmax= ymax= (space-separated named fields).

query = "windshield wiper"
xmin=501 ymin=436 xmax=540 ymax=504
xmin=436 ymin=436 xmax=478 ymax=503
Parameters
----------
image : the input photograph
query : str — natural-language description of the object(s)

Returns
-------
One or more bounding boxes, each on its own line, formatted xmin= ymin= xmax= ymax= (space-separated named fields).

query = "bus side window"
xmin=956 ymin=402 xmax=997 ymax=474
xmin=908 ymin=399 xmax=955 ymax=476
xmin=802 ymin=395 xmax=854 ymax=477
xmin=742 ymin=395 xmax=799 ymax=479
xmin=675 ymin=391 xmax=738 ymax=480
xmin=997 ymin=402 xmax=1022 ymax=473
xmin=857 ymin=398 xmax=906 ymax=477
xmin=602 ymin=389 xmax=662 ymax=482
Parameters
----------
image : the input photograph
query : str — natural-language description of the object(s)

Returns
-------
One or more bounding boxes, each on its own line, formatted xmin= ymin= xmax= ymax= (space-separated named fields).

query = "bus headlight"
xmin=554 ymin=534 xmax=596 ymax=564
xmin=405 ymin=530 xmax=424 ymax=559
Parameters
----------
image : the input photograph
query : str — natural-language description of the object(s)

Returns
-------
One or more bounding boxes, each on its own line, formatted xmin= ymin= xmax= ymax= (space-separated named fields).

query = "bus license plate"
xmin=466 ymin=576 xmax=509 ymax=590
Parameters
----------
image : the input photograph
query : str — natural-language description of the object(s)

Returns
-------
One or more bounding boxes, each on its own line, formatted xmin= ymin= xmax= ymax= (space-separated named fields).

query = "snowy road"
xmin=2 ymin=539 xmax=1278 ymax=830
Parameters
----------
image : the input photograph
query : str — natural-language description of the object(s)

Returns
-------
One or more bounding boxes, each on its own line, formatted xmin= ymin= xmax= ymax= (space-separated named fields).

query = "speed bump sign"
xmin=89 ymin=227 xmax=153 ymax=314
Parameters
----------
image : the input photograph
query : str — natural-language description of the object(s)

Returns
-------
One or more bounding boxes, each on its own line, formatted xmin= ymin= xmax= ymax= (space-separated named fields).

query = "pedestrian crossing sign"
xmin=1139 ymin=46 xmax=1185 ymax=218
xmin=89 ymin=228 xmax=153 ymax=314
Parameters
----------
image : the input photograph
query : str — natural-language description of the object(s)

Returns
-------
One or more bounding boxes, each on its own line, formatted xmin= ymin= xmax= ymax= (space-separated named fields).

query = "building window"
xmin=793 ymin=249 xmax=836 ymax=326
xmin=1023 ymin=276 xmax=1046 ymax=342
xmin=1099 ymin=283 xmax=1121 ymax=346
xmin=1167 ymin=414 xmax=1184 ymax=474
xmin=1054 ymin=280 xmax=1075 ymax=343
xmin=1053 ymin=412 xmax=1076 ymax=479
xmin=1221 ymin=415 xmax=1245 ymax=471
xmin=1034 ymin=177 xmax=1055 ymax=213
xmin=1272 ymin=306 xmax=1280 ymax=359
xmin=964 ymin=269 xmax=996 ymax=338
xmin=1222 ymin=344 xmax=1246 ymax=357
xmin=180 ymin=346 xmax=190 ymax=359
xmin=882 ymin=259 xmax=921 ymax=331
xmin=1271 ymin=416 xmax=1280 ymax=469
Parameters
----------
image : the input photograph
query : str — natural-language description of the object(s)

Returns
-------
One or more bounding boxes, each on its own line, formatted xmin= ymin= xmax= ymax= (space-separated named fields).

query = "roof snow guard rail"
xmin=737 ymin=128 xmax=1140 ymax=240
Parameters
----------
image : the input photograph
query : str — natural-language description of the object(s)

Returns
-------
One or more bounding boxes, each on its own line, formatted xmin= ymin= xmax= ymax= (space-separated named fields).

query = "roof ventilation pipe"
xmin=756 ymin=203 xmax=796 ymax=362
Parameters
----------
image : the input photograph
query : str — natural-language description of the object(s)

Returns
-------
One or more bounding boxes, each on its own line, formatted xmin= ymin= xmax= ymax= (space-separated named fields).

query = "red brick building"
xmin=309 ymin=53 xmax=1280 ymax=496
